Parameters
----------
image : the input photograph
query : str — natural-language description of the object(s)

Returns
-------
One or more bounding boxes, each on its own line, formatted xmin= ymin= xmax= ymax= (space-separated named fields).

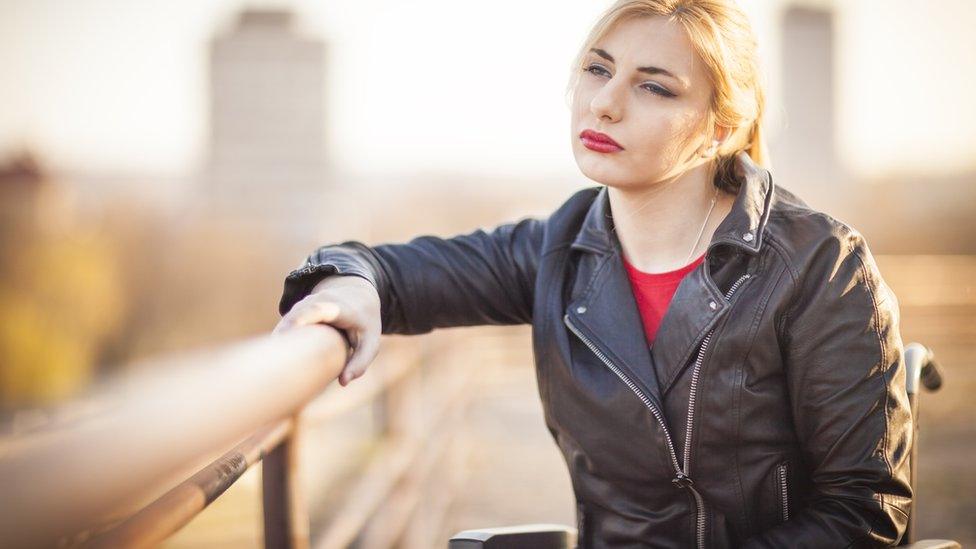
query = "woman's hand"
xmin=273 ymin=275 xmax=381 ymax=386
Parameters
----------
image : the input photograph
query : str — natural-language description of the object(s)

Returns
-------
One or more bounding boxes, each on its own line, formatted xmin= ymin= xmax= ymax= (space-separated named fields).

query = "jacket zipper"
xmin=563 ymin=272 xmax=750 ymax=549
xmin=777 ymin=461 xmax=789 ymax=522
xmin=681 ymin=273 xmax=751 ymax=548
xmin=563 ymin=314 xmax=684 ymax=473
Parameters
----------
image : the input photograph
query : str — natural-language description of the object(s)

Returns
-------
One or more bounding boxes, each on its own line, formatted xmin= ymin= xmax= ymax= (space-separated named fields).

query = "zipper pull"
xmin=672 ymin=472 xmax=694 ymax=488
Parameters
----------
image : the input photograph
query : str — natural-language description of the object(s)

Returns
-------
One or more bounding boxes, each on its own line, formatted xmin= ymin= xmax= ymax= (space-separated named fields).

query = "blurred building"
xmin=204 ymin=8 xmax=330 ymax=240
xmin=767 ymin=3 xmax=842 ymax=195
xmin=757 ymin=0 xmax=976 ymax=253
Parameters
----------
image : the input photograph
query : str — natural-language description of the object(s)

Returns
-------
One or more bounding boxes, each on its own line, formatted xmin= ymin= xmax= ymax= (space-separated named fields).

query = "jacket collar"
xmin=564 ymin=152 xmax=775 ymax=409
xmin=570 ymin=151 xmax=773 ymax=256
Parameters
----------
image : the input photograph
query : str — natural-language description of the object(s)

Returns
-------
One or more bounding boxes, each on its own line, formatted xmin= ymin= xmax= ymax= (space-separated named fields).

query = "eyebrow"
xmin=589 ymin=48 xmax=680 ymax=81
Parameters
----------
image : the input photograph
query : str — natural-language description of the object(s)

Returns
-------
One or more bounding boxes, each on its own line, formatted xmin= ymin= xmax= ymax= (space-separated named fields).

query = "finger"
xmin=338 ymin=367 xmax=354 ymax=387
xmin=316 ymin=301 xmax=342 ymax=323
xmin=288 ymin=301 xmax=343 ymax=330
xmin=337 ymin=332 xmax=361 ymax=386
xmin=338 ymin=361 xmax=357 ymax=386
xmin=272 ymin=312 xmax=301 ymax=334
xmin=345 ymin=329 xmax=360 ymax=351
xmin=342 ymin=330 xmax=380 ymax=384
xmin=271 ymin=319 xmax=287 ymax=335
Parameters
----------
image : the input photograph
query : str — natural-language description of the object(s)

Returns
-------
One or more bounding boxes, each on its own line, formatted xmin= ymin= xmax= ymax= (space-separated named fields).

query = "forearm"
xmin=742 ymin=496 xmax=909 ymax=548
xmin=278 ymin=217 xmax=544 ymax=336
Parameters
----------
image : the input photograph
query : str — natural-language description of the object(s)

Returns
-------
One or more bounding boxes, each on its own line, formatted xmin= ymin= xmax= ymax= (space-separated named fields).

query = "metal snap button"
xmin=576 ymin=306 xmax=587 ymax=314
xmin=742 ymin=232 xmax=754 ymax=242
xmin=708 ymin=301 xmax=717 ymax=310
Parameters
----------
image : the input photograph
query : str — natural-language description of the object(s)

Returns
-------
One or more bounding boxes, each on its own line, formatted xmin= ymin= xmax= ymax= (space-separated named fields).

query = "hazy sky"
xmin=0 ymin=0 xmax=973 ymax=181
xmin=0 ymin=0 xmax=608 ymax=180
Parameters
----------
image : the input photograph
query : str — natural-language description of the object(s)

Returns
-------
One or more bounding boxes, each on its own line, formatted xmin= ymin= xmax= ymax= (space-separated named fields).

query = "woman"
xmin=274 ymin=1 xmax=912 ymax=547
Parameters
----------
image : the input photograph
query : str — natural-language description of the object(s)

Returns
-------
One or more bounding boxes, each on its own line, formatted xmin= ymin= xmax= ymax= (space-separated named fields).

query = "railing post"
xmin=263 ymin=418 xmax=309 ymax=549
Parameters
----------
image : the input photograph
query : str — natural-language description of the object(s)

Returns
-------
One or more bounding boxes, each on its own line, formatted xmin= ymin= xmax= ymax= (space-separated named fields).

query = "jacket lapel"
xmin=568 ymin=152 xmax=775 ymax=404
xmin=648 ymin=260 xmax=730 ymax=396
xmin=653 ymin=152 xmax=774 ymax=394
xmin=565 ymin=248 xmax=665 ymax=414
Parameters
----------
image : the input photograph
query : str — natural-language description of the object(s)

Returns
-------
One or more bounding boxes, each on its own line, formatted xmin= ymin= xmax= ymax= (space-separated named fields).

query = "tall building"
xmin=205 ymin=8 xmax=329 ymax=238
xmin=770 ymin=4 xmax=842 ymax=195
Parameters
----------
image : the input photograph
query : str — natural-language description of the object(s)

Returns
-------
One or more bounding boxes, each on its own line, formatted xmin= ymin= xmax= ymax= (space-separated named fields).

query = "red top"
xmin=622 ymin=251 xmax=706 ymax=346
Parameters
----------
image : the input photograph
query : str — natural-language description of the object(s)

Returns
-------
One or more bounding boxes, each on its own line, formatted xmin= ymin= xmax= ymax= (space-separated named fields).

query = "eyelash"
xmin=582 ymin=63 xmax=676 ymax=98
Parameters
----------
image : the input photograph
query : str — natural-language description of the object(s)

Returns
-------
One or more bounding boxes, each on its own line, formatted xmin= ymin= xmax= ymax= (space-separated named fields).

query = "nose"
xmin=589 ymin=77 xmax=624 ymax=123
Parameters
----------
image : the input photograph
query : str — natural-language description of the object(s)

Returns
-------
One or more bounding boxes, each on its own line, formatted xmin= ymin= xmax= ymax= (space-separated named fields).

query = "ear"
xmin=713 ymin=124 xmax=733 ymax=145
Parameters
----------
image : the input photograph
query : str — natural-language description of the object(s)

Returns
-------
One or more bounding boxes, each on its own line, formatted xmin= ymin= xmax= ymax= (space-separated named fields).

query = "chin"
xmin=575 ymin=155 xmax=643 ymax=189
xmin=579 ymin=168 xmax=640 ymax=189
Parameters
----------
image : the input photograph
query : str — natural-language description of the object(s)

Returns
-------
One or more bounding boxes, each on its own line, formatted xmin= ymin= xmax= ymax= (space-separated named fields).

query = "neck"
xmin=608 ymin=161 xmax=736 ymax=273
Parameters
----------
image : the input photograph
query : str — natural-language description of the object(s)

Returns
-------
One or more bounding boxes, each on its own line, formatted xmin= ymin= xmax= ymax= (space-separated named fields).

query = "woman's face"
xmin=570 ymin=15 xmax=717 ymax=189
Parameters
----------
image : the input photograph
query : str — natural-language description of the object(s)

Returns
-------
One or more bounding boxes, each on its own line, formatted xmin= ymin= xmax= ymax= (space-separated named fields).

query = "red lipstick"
xmin=580 ymin=129 xmax=624 ymax=153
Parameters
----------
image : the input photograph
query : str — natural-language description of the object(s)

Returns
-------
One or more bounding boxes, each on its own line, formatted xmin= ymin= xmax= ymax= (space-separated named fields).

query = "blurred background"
xmin=0 ymin=0 xmax=973 ymax=546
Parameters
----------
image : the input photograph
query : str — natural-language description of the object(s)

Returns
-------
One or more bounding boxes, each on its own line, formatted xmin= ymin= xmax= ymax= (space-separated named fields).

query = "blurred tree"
xmin=1 ymin=151 xmax=316 ymax=417
xmin=0 ymin=153 xmax=124 ymax=413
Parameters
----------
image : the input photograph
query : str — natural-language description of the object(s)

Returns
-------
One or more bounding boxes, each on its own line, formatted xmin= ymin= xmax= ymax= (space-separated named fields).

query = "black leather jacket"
xmin=279 ymin=152 xmax=913 ymax=548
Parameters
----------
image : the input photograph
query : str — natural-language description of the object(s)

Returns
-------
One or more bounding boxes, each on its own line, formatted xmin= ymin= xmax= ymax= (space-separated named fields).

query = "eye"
xmin=641 ymin=82 xmax=675 ymax=98
xmin=583 ymin=63 xmax=675 ymax=98
xmin=583 ymin=63 xmax=611 ymax=78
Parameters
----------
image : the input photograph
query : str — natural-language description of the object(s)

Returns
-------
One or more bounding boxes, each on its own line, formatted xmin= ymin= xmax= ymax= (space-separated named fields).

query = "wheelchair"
xmin=449 ymin=342 xmax=961 ymax=549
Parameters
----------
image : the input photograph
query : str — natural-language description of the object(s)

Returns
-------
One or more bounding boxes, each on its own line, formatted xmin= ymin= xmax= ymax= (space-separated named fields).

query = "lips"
xmin=580 ymin=129 xmax=623 ymax=153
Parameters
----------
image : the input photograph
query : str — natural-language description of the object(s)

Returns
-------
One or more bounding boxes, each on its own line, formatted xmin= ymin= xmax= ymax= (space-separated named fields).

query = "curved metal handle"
xmin=904 ymin=342 xmax=944 ymax=395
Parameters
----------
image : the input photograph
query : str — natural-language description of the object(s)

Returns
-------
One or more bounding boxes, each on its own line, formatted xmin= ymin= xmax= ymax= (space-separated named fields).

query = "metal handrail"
xmin=84 ymin=417 xmax=297 ymax=548
xmin=0 ymin=323 xmax=348 ymax=548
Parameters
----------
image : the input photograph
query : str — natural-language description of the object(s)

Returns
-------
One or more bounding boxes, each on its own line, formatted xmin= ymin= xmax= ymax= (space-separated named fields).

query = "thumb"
xmin=337 ymin=330 xmax=379 ymax=386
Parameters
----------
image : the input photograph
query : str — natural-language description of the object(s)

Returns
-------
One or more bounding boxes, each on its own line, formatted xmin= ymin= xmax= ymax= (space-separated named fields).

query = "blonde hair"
xmin=566 ymin=0 xmax=770 ymax=191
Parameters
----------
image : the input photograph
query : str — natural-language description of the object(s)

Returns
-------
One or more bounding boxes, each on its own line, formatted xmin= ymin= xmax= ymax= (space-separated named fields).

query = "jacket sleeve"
xmin=277 ymin=216 xmax=546 ymax=335
xmin=743 ymin=227 xmax=913 ymax=548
